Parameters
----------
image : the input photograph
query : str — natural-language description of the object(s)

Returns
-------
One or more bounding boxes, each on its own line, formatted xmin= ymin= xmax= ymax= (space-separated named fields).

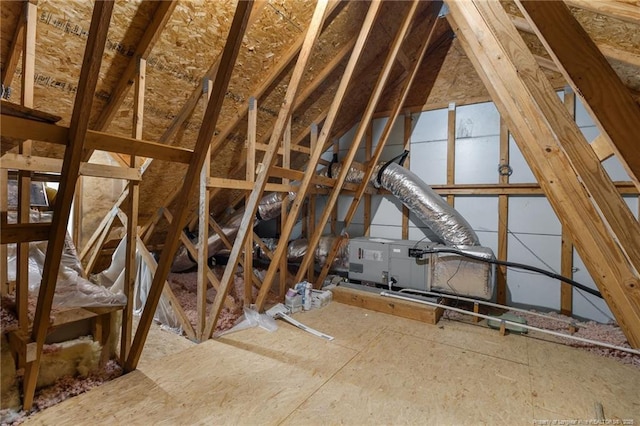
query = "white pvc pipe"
xmin=398 ymin=289 xmax=575 ymax=326
xmin=380 ymin=291 xmax=640 ymax=356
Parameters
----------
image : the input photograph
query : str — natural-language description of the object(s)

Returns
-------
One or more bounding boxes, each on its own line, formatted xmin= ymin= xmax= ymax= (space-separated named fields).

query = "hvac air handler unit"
xmin=347 ymin=237 xmax=496 ymax=300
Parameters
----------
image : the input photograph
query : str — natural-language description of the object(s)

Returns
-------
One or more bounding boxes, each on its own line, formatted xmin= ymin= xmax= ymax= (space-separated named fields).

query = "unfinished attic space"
xmin=1 ymin=0 xmax=640 ymax=422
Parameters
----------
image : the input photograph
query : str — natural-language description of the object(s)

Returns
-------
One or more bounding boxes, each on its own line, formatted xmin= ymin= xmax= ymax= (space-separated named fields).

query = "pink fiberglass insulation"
xmin=0 ymin=360 xmax=122 ymax=425
xmin=442 ymin=309 xmax=639 ymax=368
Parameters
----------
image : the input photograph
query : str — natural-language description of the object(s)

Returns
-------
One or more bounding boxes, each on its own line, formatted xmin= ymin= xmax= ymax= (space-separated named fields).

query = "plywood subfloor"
xmin=26 ymin=303 xmax=640 ymax=425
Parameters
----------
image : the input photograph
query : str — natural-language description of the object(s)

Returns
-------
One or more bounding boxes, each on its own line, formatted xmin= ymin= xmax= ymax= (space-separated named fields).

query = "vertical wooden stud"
xmin=280 ymin=117 xmax=291 ymax=295
xmin=497 ymin=117 xmax=509 ymax=305
xmin=331 ymin=140 xmax=339 ymax=235
xmin=307 ymin=123 xmax=318 ymax=281
xmin=245 ymin=97 xmax=257 ymax=305
xmin=402 ymin=113 xmax=411 ymax=239
xmin=560 ymin=86 xmax=575 ymax=315
xmin=364 ymin=123 xmax=372 ymax=237
xmin=446 ymin=102 xmax=456 ymax=207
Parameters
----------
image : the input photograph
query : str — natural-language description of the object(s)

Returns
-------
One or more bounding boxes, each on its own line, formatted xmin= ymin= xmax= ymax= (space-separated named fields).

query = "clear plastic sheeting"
xmin=171 ymin=192 xmax=296 ymax=272
xmin=213 ymin=305 xmax=277 ymax=338
xmin=6 ymin=210 xmax=126 ymax=307
xmin=95 ymin=237 xmax=182 ymax=333
xmin=319 ymin=162 xmax=480 ymax=247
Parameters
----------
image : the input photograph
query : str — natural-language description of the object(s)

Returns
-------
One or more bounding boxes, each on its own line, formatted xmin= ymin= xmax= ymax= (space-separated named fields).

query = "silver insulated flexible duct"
xmin=171 ymin=192 xmax=296 ymax=272
xmin=320 ymin=162 xmax=480 ymax=247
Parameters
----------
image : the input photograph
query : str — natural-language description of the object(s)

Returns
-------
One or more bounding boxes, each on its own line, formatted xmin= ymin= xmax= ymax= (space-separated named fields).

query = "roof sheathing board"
xmin=135 ymin=0 xmax=317 ymax=231
xmin=0 ymin=1 xmax=23 ymax=74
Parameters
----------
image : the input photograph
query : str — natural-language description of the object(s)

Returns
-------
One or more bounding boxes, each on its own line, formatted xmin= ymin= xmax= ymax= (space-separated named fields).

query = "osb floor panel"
xmin=26 ymin=303 xmax=640 ymax=425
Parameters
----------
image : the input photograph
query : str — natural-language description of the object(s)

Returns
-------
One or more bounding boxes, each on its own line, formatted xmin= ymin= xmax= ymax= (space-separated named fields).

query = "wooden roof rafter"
xmin=564 ymin=0 xmax=640 ymax=25
xmin=0 ymin=0 xmax=26 ymax=89
xmin=250 ymin=1 xmax=386 ymax=314
xmin=445 ymin=0 xmax=640 ymax=348
xmin=124 ymin=0 xmax=255 ymax=372
xmin=306 ymin=2 xmax=446 ymax=288
xmin=21 ymin=0 xmax=116 ymax=410
xmin=516 ymin=0 xmax=640 ymax=191
xmin=203 ymin=0 xmax=333 ymax=339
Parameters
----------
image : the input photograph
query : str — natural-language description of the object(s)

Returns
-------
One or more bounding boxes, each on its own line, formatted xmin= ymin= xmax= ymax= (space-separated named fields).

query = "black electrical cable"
xmin=418 ymin=247 xmax=603 ymax=299
xmin=376 ymin=150 xmax=410 ymax=186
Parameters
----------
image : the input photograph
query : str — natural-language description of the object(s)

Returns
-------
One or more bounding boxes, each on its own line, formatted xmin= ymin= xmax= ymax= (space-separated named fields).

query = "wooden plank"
xmin=564 ymin=0 xmax=640 ymax=25
xmin=0 ymin=153 xmax=142 ymax=181
xmin=446 ymin=102 xmax=456 ymax=207
xmin=279 ymin=118 xmax=291 ymax=296
xmin=196 ymin=79 xmax=213 ymax=340
xmin=0 ymin=115 xmax=194 ymax=164
xmin=204 ymin=0 xmax=331 ymax=339
xmin=207 ymin=177 xmax=296 ymax=192
xmin=364 ymin=123 xmax=372 ymax=238
xmin=497 ymin=117 xmax=509 ymax=305
xmin=16 ymin=0 xmax=37 ymax=336
xmin=22 ymin=1 xmax=115 ymax=411
xmin=307 ymin=123 xmax=318 ymax=281
xmin=1 ymin=2 xmax=25 ymax=88
xmin=0 ymin=168 xmax=8 ymax=295
xmin=560 ymin=87 xmax=576 ymax=316
xmin=0 ymin=223 xmax=50 ymax=244
xmin=517 ymin=1 xmax=640 ymax=191
xmin=126 ymin=0 xmax=253 ymax=371
xmin=402 ymin=113 xmax=411 ymax=239
xmin=135 ymin=236 xmax=197 ymax=341
xmin=510 ymin=14 xmax=640 ymax=70
xmin=330 ymin=141 xmax=339 ymax=235
xmin=92 ymin=1 xmax=177 ymax=132
xmin=590 ymin=134 xmax=615 ymax=162
xmin=331 ymin=286 xmax=443 ymax=325
xmin=122 ymin=57 xmax=145 ymax=361
xmin=446 ymin=0 xmax=640 ymax=347
xmin=245 ymin=96 xmax=257 ymax=306
xmin=72 ymin=176 xmax=83 ymax=249
xmin=309 ymin=1 xmax=444 ymax=288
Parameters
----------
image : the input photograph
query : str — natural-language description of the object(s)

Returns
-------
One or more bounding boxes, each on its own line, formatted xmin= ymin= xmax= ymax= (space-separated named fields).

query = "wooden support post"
xmin=296 ymin=0 xmax=422 ymax=288
xmin=244 ymin=97 xmax=257 ymax=305
xmin=516 ymin=1 xmax=640 ymax=191
xmin=203 ymin=0 xmax=330 ymax=339
xmin=473 ymin=302 xmax=480 ymax=323
xmin=446 ymin=102 xmax=456 ymax=207
xmin=446 ymin=0 xmax=640 ymax=347
xmin=308 ymin=2 xmax=444 ymax=287
xmin=0 ymin=169 xmax=8 ymax=295
xmin=402 ymin=113 xmax=412 ymax=239
xmin=22 ymin=1 xmax=114 ymax=410
xmin=497 ymin=117 xmax=509 ymax=305
xmin=16 ymin=0 xmax=37 ymax=333
xmin=280 ymin=118 xmax=291 ymax=295
xmin=196 ymin=79 xmax=213 ymax=340
xmin=126 ymin=1 xmax=253 ymax=371
xmin=307 ymin=123 xmax=318 ymax=281
xmin=73 ymin=177 xmax=83 ymax=249
xmin=121 ymin=57 xmax=144 ymax=361
xmin=560 ymin=87 xmax=576 ymax=316
xmin=330 ymin=140 xmax=339 ymax=235
xmin=364 ymin=123 xmax=372 ymax=237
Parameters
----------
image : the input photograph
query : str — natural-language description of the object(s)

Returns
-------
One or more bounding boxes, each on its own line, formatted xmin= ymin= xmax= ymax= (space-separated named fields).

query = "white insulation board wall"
xmin=328 ymin=93 xmax=638 ymax=324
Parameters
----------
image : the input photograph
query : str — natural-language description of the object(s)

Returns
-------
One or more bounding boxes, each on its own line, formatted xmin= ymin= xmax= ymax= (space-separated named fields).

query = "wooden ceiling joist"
xmin=445 ymin=0 xmax=640 ymax=348
xmin=21 ymin=0 xmax=115 ymax=410
xmin=203 ymin=0 xmax=333 ymax=338
xmin=124 ymin=0 xmax=254 ymax=372
xmin=0 ymin=115 xmax=193 ymax=164
xmin=250 ymin=1 xmax=385 ymax=314
xmin=516 ymin=1 xmax=640 ymax=190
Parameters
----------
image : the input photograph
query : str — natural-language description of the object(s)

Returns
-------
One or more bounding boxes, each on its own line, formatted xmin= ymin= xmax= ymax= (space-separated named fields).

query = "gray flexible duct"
xmin=171 ymin=161 xmax=479 ymax=272
xmin=171 ymin=192 xmax=296 ymax=272
xmin=319 ymin=162 xmax=480 ymax=247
